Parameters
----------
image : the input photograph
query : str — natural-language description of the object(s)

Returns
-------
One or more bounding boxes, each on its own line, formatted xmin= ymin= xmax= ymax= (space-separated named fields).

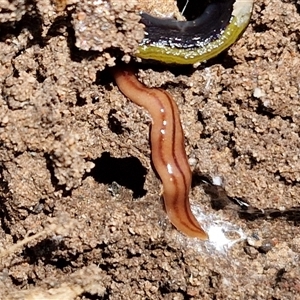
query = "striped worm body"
xmin=113 ymin=67 xmax=208 ymax=240
xmin=137 ymin=0 xmax=254 ymax=64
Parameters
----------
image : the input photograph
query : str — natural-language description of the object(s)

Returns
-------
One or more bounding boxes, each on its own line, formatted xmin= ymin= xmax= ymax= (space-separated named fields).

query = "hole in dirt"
xmin=44 ymin=154 xmax=72 ymax=197
xmin=75 ymin=91 xmax=87 ymax=106
xmin=91 ymin=152 xmax=147 ymax=198
xmin=46 ymin=15 xmax=69 ymax=38
xmin=36 ymin=68 xmax=46 ymax=83
xmin=108 ymin=109 xmax=127 ymax=135
xmin=200 ymin=132 xmax=211 ymax=139
xmin=224 ymin=113 xmax=236 ymax=123
xmin=253 ymin=23 xmax=269 ymax=33
xmin=197 ymin=110 xmax=206 ymax=125
xmin=0 ymin=10 xmax=43 ymax=46
xmin=22 ymin=238 xmax=67 ymax=265
xmin=94 ymin=68 xmax=114 ymax=86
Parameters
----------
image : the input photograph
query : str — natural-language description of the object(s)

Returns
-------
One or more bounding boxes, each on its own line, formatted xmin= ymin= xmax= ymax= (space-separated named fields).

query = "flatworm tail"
xmin=137 ymin=0 xmax=254 ymax=64
xmin=112 ymin=67 xmax=208 ymax=240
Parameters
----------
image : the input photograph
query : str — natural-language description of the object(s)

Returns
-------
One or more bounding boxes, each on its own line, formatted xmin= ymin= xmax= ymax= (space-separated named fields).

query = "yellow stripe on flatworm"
xmin=136 ymin=1 xmax=253 ymax=65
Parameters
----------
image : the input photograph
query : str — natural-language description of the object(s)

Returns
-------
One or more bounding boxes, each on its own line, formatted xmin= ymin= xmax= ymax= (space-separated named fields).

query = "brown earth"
xmin=0 ymin=0 xmax=300 ymax=299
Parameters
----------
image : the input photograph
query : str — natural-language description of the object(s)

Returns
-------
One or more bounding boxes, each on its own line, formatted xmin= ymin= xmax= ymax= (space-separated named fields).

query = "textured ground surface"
xmin=0 ymin=0 xmax=300 ymax=299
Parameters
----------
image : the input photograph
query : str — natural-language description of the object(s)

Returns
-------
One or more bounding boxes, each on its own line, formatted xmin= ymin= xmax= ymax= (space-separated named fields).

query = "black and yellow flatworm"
xmin=137 ymin=0 xmax=254 ymax=64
